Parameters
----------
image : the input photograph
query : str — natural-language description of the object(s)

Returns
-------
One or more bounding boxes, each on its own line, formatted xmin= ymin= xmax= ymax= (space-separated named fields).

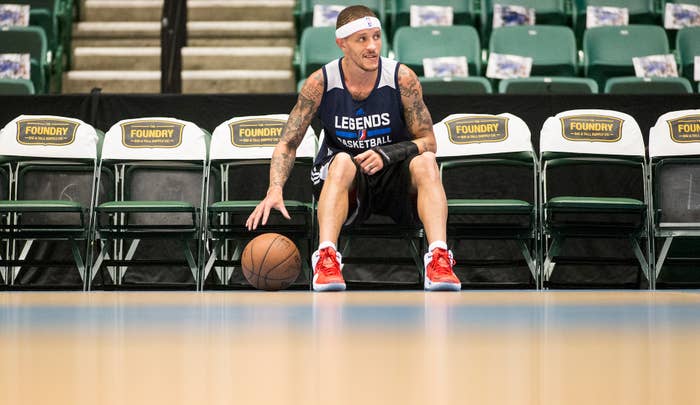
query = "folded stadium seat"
xmin=573 ymin=0 xmax=660 ymax=46
xmin=604 ymin=76 xmax=693 ymax=93
xmin=540 ymin=109 xmax=651 ymax=288
xmin=434 ymin=113 xmax=539 ymax=288
xmin=90 ymin=118 xmax=209 ymax=290
xmin=0 ymin=26 xmax=49 ymax=94
xmin=583 ymin=25 xmax=670 ymax=90
xmin=499 ymin=77 xmax=599 ymax=93
xmin=661 ymin=0 xmax=700 ymax=47
xmin=203 ymin=115 xmax=317 ymax=289
xmin=489 ymin=25 xmax=579 ymax=77
xmin=648 ymin=110 xmax=700 ymax=287
xmin=420 ymin=77 xmax=493 ymax=94
xmin=295 ymin=26 xmax=390 ymax=83
xmin=392 ymin=25 xmax=482 ymax=77
xmin=389 ymin=0 xmax=478 ymax=41
xmin=0 ymin=78 xmax=35 ymax=95
xmin=676 ymin=26 xmax=700 ymax=85
xmin=480 ymin=0 xmax=570 ymax=47
xmin=0 ymin=115 xmax=99 ymax=290
xmin=294 ymin=0 xmax=386 ymax=40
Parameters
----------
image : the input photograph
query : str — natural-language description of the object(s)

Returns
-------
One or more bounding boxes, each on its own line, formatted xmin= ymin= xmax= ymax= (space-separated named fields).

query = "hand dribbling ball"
xmin=242 ymin=233 xmax=301 ymax=291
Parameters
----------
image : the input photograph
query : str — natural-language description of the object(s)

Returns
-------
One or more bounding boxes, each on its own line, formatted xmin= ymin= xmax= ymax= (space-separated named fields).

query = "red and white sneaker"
xmin=312 ymin=246 xmax=346 ymax=292
xmin=424 ymin=248 xmax=461 ymax=291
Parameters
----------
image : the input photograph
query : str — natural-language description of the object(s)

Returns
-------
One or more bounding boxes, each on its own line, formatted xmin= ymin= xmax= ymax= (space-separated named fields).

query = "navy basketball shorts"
xmin=311 ymin=151 xmax=420 ymax=227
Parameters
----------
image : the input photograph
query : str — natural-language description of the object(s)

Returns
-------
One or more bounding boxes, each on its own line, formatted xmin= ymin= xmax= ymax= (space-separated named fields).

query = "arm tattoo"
xmin=398 ymin=66 xmax=434 ymax=140
xmin=270 ymin=72 xmax=322 ymax=188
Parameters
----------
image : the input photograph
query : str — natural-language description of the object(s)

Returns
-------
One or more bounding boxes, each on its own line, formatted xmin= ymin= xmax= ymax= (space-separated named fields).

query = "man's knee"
xmin=326 ymin=153 xmax=357 ymax=185
xmin=410 ymin=152 xmax=440 ymax=183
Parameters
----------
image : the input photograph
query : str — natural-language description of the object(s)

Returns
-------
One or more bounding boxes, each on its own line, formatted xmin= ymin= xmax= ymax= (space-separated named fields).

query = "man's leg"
xmin=409 ymin=152 xmax=460 ymax=291
xmin=313 ymin=153 xmax=357 ymax=291
xmin=317 ymin=153 xmax=357 ymax=245
xmin=409 ymin=151 xmax=447 ymax=245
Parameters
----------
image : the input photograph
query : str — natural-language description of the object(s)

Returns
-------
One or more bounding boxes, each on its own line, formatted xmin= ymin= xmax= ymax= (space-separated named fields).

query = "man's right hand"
xmin=245 ymin=186 xmax=291 ymax=230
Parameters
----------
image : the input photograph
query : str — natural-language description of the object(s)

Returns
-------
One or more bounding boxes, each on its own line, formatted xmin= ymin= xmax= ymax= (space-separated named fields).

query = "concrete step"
xmin=73 ymin=47 xmax=160 ymax=70
xmin=63 ymin=69 xmax=295 ymax=94
xmin=182 ymin=47 xmax=292 ymax=70
xmin=73 ymin=21 xmax=295 ymax=46
xmin=82 ymin=0 xmax=293 ymax=22
xmin=72 ymin=46 xmax=293 ymax=70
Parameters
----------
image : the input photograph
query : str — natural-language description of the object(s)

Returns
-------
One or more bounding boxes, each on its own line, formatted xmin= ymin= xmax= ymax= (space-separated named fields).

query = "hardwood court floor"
xmin=1 ymin=291 xmax=699 ymax=405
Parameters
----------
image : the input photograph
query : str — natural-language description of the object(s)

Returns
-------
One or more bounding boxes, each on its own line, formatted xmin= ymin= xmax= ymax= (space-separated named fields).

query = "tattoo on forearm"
xmin=270 ymin=75 xmax=321 ymax=188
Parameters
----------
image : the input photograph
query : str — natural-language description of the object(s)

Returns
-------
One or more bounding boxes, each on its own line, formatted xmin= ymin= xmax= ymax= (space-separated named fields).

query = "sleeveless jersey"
xmin=314 ymin=57 xmax=411 ymax=166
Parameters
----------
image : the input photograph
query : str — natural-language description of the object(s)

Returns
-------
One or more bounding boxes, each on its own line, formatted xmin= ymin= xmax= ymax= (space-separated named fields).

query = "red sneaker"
xmin=424 ymin=248 xmax=461 ymax=291
xmin=312 ymin=246 xmax=346 ymax=292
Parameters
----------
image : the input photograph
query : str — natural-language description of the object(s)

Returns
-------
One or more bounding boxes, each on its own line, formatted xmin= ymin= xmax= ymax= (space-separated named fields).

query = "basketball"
xmin=241 ymin=233 xmax=302 ymax=291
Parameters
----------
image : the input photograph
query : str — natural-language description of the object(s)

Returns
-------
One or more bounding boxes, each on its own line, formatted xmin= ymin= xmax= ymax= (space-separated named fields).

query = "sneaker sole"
xmin=313 ymin=282 xmax=346 ymax=292
xmin=424 ymin=280 xmax=461 ymax=291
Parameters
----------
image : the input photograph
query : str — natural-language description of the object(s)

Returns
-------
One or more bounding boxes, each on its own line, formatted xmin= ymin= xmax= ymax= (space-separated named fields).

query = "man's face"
xmin=337 ymin=27 xmax=382 ymax=72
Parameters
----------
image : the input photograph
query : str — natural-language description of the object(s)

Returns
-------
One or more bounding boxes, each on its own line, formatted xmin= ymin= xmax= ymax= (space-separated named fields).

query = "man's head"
xmin=335 ymin=5 xmax=382 ymax=72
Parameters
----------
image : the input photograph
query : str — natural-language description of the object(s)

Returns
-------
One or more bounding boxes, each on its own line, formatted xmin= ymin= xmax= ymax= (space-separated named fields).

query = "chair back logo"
xmin=559 ymin=115 xmax=623 ymax=142
xmin=120 ymin=120 xmax=184 ymax=148
xmin=667 ymin=114 xmax=700 ymax=143
xmin=444 ymin=116 xmax=509 ymax=144
xmin=229 ymin=118 xmax=285 ymax=147
xmin=16 ymin=118 xmax=78 ymax=146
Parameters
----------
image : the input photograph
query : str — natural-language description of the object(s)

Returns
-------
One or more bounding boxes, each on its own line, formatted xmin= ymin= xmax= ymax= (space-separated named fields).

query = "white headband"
xmin=335 ymin=16 xmax=381 ymax=39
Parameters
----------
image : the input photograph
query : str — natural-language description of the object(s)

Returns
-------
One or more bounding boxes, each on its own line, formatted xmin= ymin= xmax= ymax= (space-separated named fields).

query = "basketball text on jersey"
xmin=334 ymin=112 xmax=392 ymax=149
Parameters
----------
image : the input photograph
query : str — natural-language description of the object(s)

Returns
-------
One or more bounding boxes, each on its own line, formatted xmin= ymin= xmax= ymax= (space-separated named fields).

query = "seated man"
xmin=246 ymin=5 xmax=461 ymax=292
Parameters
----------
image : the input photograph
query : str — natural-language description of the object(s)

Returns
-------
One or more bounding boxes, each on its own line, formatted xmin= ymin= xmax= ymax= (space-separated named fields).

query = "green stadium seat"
xmin=420 ymin=77 xmax=493 ymax=94
xmin=648 ymin=109 xmax=700 ymax=288
xmin=583 ymin=25 xmax=670 ymax=90
xmin=499 ymin=77 xmax=599 ymax=93
xmin=0 ymin=26 xmax=49 ymax=94
xmin=296 ymin=26 xmax=389 ymax=81
xmin=604 ymin=76 xmax=693 ymax=93
xmin=11 ymin=0 xmax=68 ymax=91
xmin=676 ymin=26 xmax=700 ymax=84
xmin=389 ymin=0 xmax=478 ymax=40
xmin=489 ymin=25 xmax=578 ymax=77
xmin=91 ymin=118 xmax=209 ymax=290
xmin=481 ymin=0 xmax=569 ymax=47
xmin=0 ymin=115 xmax=100 ymax=289
xmin=393 ymin=25 xmax=482 ymax=77
xmin=663 ymin=0 xmax=700 ymax=46
xmin=0 ymin=78 xmax=35 ymax=94
xmin=573 ymin=0 xmax=660 ymax=46
xmin=540 ymin=109 xmax=651 ymax=288
xmin=294 ymin=0 xmax=386 ymax=39
xmin=203 ymin=114 xmax=316 ymax=289
xmin=435 ymin=113 xmax=539 ymax=287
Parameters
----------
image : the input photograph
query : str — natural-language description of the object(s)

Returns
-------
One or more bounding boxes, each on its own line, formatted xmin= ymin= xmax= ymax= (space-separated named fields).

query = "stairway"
xmin=64 ymin=0 xmax=296 ymax=94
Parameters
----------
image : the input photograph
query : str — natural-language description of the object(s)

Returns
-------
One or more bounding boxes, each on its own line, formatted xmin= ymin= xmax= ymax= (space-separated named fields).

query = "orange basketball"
xmin=241 ymin=233 xmax=301 ymax=291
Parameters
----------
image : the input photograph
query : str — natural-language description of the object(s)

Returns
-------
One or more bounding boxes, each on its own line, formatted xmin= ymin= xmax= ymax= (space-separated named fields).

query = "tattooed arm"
xmin=397 ymin=64 xmax=436 ymax=154
xmin=246 ymin=70 xmax=323 ymax=230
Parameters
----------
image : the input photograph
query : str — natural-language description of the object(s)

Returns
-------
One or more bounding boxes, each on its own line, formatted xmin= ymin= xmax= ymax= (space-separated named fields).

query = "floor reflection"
xmin=0 ymin=291 xmax=698 ymax=405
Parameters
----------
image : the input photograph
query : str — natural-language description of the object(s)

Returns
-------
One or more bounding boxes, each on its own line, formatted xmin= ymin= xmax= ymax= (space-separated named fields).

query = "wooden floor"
xmin=1 ymin=291 xmax=699 ymax=405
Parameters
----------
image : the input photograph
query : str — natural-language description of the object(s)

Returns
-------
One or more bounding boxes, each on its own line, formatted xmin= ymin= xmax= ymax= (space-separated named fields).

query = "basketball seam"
xmin=258 ymin=252 xmax=301 ymax=281
xmin=256 ymin=234 xmax=280 ymax=289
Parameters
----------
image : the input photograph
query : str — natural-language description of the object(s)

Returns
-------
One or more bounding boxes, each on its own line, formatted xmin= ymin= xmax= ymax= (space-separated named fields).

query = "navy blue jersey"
xmin=314 ymin=57 xmax=412 ymax=166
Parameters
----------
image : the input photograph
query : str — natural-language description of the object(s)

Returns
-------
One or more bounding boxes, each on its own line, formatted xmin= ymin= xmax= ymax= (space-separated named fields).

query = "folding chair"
xmin=540 ymin=109 xmax=651 ymax=288
xmin=203 ymin=114 xmax=317 ymax=289
xmin=649 ymin=110 xmax=700 ymax=287
xmin=0 ymin=115 xmax=99 ymax=289
xmin=434 ymin=113 xmax=539 ymax=288
xmin=90 ymin=117 xmax=208 ymax=290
